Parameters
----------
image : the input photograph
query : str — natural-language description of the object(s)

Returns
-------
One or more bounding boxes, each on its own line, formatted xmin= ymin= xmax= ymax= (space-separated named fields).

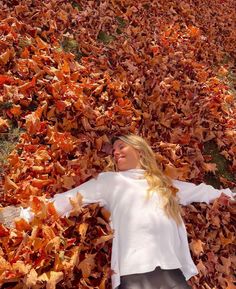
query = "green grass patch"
xmin=97 ymin=31 xmax=115 ymax=44
xmin=0 ymin=126 xmax=23 ymax=173
xmin=203 ymin=140 xmax=235 ymax=188
xmin=61 ymin=37 xmax=83 ymax=61
xmin=70 ymin=1 xmax=82 ymax=10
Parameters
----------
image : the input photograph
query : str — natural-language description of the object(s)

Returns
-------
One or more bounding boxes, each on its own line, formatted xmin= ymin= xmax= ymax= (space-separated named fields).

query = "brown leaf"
xmin=190 ymin=239 xmax=204 ymax=257
xmin=78 ymin=253 xmax=96 ymax=278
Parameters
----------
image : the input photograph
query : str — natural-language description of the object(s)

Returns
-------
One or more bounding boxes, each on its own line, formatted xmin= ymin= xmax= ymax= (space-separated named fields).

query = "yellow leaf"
xmin=78 ymin=253 xmax=96 ymax=278
xmin=0 ymin=118 xmax=9 ymax=132
xmin=190 ymin=239 xmax=204 ymax=257
xmin=95 ymin=234 xmax=113 ymax=246
xmin=46 ymin=271 xmax=64 ymax=289
xmin=62 ymin=175 xmax=76 ymax=190
xmin=12 ymin=261 xmax=31 ymax=275
xmin=78 ymin=223 xmax=89 ymax=241
xmin=69 ymin=192 xmax=83 ymax=216
xmin=24 ymin=268 xmax=38 ymax=287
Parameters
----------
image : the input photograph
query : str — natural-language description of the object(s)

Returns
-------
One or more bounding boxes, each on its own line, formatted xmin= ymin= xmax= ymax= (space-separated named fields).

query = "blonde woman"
xmin=6 ymin=135 xmax=236 ymax=289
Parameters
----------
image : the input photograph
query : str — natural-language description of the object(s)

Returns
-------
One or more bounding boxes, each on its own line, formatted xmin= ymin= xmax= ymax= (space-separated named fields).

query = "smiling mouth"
xmin=116 ymin=156 xmax=125 ymax=162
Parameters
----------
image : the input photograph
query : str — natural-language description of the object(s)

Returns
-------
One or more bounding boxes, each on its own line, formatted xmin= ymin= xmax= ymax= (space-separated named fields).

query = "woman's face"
xmin=112 ymin=139 xmax=141 ymax=171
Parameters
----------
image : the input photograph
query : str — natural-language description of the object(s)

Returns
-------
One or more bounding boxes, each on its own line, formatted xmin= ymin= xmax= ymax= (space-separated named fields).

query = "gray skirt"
xmin=119 ymin=267 xmax=192 ymax=289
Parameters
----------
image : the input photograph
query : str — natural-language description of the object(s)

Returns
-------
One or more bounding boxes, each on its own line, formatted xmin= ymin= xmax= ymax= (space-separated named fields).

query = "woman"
xmin=8 ymin=135 xmax=236 ymax=288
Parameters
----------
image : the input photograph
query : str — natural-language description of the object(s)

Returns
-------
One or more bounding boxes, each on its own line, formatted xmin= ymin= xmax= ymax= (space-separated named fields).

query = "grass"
xmin=97 ymin=31 xmax=116 ymax=44
xmin=0 ymin=126 xmax=22 ymax=173
xmin=61 ymin=37 xmax=83 ymax=61
xmin=203 ymin=140 xmax=235 ymax=188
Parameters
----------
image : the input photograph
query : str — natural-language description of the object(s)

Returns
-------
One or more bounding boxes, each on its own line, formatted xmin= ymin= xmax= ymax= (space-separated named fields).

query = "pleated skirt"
xmin=118 ymin=267 xmax=192 ymax=289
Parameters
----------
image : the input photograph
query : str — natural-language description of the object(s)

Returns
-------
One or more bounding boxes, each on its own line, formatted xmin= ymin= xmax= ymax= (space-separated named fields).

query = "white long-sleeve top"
xmin=21 ymin=169 xmax=234 ymax=289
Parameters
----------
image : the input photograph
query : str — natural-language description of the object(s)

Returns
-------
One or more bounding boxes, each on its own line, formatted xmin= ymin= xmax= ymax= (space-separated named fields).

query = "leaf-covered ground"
xmin=0 ymin=0 xmax=235 ymax=288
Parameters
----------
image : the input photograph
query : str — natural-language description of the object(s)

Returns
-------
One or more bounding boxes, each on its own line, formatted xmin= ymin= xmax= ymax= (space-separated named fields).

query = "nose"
xmin=113 ymin=147 xmax=121 ymax=159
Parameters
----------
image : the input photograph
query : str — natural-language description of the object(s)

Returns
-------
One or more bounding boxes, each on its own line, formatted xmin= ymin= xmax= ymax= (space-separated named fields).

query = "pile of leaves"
xmin=0 ymin=0 xmax=235 ymax=288
xmin=0 ymin=195 xmax=235 ymax=289
xmin=0 ymin=196 xmax=113 ymax=289
xmin=182 ymin=194 xmax=236 ymax=289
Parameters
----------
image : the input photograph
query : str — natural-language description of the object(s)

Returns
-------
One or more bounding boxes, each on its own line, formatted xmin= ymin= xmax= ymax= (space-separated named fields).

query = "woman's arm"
xmin=51 ymin=174 xmax=108 ymax=217
xmin=172 ymin=179 xmax=235 ymax=205
xmin=12 ymin=173 xmax=109 ymax=224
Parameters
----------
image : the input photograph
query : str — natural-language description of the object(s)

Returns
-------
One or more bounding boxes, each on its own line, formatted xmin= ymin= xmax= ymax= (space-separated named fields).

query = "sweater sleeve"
xmin=20 ymin=173 xmax=109 ymax=221
xmin=52 ymin=174 xmax=108 ymax=216
xmin=172 ymin=179 xmax=235 ymax=205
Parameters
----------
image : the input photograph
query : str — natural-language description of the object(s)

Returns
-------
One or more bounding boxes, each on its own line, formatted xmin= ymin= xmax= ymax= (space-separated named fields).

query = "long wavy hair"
xmin=111 ymin=134 xmax=182 ymax=225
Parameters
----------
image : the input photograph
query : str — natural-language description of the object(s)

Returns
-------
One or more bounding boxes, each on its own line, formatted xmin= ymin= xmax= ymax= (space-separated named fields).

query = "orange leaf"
xmin=20 ymin=47 xmax=30 ymax=58
xmin=8 ymin=152 xmax=20 ymax=166
xmin=188 ymin=26 xmax=200 ymax=37
xmin=0 ymin=49 xmax=11 ymax=65
xmin=62 ymin=175 xmax=76 ymax=189
xmin=172 ymin=80 xmax=180 ymax=91
xmin=15 ymin=218 xmax=31 ymax=231
xmin=61 ymin=60 xmax=70 ymax=74
xmin=0 ymin=224 xmax=10 ymax=237
xmin=0 ymin=75 xmax=13 ymax=86
xmin=35 ymin=36 xmax=48 ymax=49
xmin=10 ymin=105 xmax=22 ymax=116
xmin=4 ymin=176 xmax=19 ymax=190
xmin=55 ymin=100 xmax=67 ymax=112
xmin=197 ymin=71 xmax=209 ymax=82
xmin=218 ymin=66 xmax=228 ymax=76
xmin=47 ymin=202 xmax=59 ymax=218
xmin=31 ymin=178 xmax=52 ymax=189
xmin=203 ymin=162 xmax=218 ymax=173
xmin=19 ymin=77 xmax=36 ymax=93
xmin=101 ymin=207 xmax=111 ymax=222
xmin=0 ymin=118 xmax=9 ymax=132
xmin=190 ymin=239 xmax=204 ymax=257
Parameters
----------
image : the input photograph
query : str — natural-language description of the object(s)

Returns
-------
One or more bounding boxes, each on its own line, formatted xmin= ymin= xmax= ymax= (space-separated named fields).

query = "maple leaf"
xmin=4 ymin=176 xmax=19 ymax=190
xmin=69 ymin=192 xmax=83 ymax=216
xmin=0 ymin=118 xmax=9 ymax=132
xmin=190 ymin=239 xmax=205 ymax=257
xmin=78 ymin=253 xmax=96 ymax=278
xmin=46 ymin=271 xmax=64 ymax=289
xmin=23 ymin=268 xmax=38 ymax=287
xmin=203 ymin=162 xmax=218 ymax=173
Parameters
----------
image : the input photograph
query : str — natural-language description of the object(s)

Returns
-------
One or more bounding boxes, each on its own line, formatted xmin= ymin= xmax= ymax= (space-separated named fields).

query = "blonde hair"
xmin=111 ymin=134 xmax=182 ymax=225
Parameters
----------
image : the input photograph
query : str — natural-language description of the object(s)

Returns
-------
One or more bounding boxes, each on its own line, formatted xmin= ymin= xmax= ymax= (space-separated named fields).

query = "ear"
xmin=138 ymin=151 xmax=143 ymax=158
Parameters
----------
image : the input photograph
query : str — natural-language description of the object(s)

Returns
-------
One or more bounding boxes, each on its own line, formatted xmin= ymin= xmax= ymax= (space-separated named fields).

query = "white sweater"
xmin=21 ymin=169 xmax=234 ymax=289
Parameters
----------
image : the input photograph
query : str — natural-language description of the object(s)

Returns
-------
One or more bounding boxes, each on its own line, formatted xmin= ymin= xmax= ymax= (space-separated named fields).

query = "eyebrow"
xmin=112 ymin=143 xmax=125 ymax=152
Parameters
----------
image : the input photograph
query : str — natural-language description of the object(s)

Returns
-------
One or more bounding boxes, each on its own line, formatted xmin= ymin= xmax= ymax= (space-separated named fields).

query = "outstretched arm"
xmin=51 ymin=174 xmax=108 ymax=217
xmin=2 ymin=173 xmax=109 ymax=225
xmin=173 ymin=179 xmax=235 ymax=205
